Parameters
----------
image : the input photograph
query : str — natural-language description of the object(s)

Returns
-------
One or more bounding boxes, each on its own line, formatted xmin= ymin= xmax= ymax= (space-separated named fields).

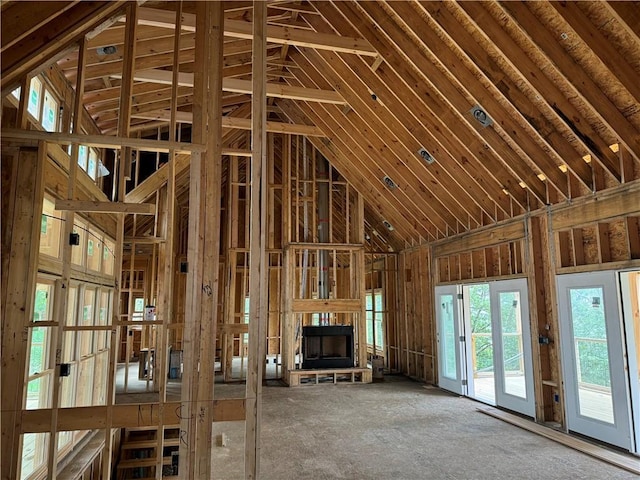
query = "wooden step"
xmin=121 ymin=437 xmax=180 ymax=449
xmin=117 ymin=456 xmax=173 ymax=469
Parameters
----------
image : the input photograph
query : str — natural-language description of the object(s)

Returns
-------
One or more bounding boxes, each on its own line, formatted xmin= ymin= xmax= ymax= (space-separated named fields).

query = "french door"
xmin=435 ymin=286 xmax=464 ymax=395
xmin=436 ymin=279 xmax=535 ymax=418
xmin=557 ymin=271 xmax=633 ymax=450
xmin=489 ymin=279 xmax=535 ymax=417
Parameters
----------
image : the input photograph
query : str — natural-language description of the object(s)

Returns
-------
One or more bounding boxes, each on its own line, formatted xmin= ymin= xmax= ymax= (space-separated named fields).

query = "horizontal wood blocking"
xmin=291 ymin=299 xmax=362 ymax=313
xmin=20 ymin=399 xmax=246 ymax=433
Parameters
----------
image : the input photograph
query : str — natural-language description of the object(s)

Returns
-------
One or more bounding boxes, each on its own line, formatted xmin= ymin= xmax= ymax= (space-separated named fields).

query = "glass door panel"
xmin=492 ymin=278 xmax=535 ymax=417
xmin=436 ymin=286 xmax=464 ymax=395
xmin=499 ymin=291 xmax=526 ymax=399
xmin=569 ymin=287 xmax=614 ymax=423
xmin=464 ymin=284 xmax=495 ymax=404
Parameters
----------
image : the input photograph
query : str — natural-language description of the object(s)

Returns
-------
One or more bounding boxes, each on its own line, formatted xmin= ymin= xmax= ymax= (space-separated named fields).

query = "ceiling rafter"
xmin=549 ymin=2 xmax=640 ymax=107
xmin=307 ymin=2 xmax=507 ymax=224
xmin=414 ymin=1 xmax=578 ymax=196
xmin=294 ymin=46 xmax=478 ymax=232
xmin=446 ymin=1 xmax=599 ymax=192
xmin=1 ymin=0 xmax=128 ymax=94
xmin=499 ymin=2 xmax=639 ymax=173
xmin=369 ymin=1 xmax=547 ymax=205
xmin=279 ymin=98 xmax=434 ymax=242
xmin=329 ymin=1 xmax=530 ymax=211
xmin=1 ymin=1 xmax=80 ymax=54
xmin=134 ymin=7 xmax=378 ymax=56
xmin=282 ymin=62 xmax=452 ymax=238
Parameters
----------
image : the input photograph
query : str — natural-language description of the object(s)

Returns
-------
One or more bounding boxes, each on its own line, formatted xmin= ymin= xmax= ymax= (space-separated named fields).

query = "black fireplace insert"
xmin=302 ymin=325 xmax=354 ymax=369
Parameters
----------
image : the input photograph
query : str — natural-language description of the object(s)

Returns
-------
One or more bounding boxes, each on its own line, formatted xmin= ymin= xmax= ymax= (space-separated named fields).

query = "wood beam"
xmin=551 ymin=182 xmax=640 ymax=230
xmin=1 ymin=1 xmax=127 ymax=94
xmin=359 ymin=1 xmax=548 ymax=205
xmin=1 ymin=128 xmax=203 ymax=154
xmin=432 ymin=220 xmax=526 ymax=258
xmin=1 ymin=1 xmax=79 ymax=53
xmin=19 ymin=400 xmax=246 ymax=433
xmin=245 ymin=2 xmax=268 ymax=478
xmin=311 ymin=3 xmax=514 ymax=221
xmin=0 ymin=146 xmax=46 ymax=480
xmin=550 ymin=1 xmax=640 ymax=104
xmin=130 ymin=109 xmax=324 ymax=136
xmin=112 ymin=68 xmax=346 ymax=104
xmin=54 ymin=200 xmax=156 ymax=215
xmin=447 ymin=1 xmax=595 ymax=191
xmin=134 ymin=7 xmax=377 ymax=56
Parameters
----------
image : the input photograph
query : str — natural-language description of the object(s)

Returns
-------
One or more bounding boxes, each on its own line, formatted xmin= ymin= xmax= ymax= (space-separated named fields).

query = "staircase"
xmin=116 ymin=426 xmax=180 ymax=479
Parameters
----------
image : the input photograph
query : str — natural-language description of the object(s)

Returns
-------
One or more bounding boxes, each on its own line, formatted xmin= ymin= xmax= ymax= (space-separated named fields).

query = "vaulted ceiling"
xmin=3 ymin=1 xmax=640 ymax=249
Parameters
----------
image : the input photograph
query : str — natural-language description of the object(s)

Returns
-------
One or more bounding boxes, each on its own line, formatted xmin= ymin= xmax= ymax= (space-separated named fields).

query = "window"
xmin=26 ymin=281 xmax=55 ymax=413
xmin=12 ymin=87 xmax=21 ymax=100
xmin=87 ymin=228 xmax=102 ymax=272
xmin=103 ymin=237 xmax=115 ymax=276
xmin=132 ymin=297 xmax=145 ymax=322
xmin=78 ymin=145 xmax=88 ymax=171
xmin=27 ymin=77 xmax=42 ymax=120
xmin=41 ymin=90 xmax=58 ymax=132
xmin=366 ymin=289 xmax=385 ymax=351
xmin=33 ymin=281 xmax=54 ymax=323
xmin=71 ymin=220 xmax=86 ymax=266
xmin=20 ymin=433 xmax=49 ymax=480
xmin=39 ymin=196 xmax=62 ymax=259
xmin=87 ymin=149 xmax=98 ymax=181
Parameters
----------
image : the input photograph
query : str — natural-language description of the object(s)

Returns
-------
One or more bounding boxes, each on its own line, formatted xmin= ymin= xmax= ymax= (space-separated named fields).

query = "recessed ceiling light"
xmin=417 ymin=147 xmax=435 ymax=165
xmin=382 ymin=220 xmax=394 ymax=231
xmin=96 ymin=45 xmax=117 ymax=55
xmin=470 ymin=105 xmax=493 ymax=127
xmin=382 ymin=176 xmax=397 ymax=189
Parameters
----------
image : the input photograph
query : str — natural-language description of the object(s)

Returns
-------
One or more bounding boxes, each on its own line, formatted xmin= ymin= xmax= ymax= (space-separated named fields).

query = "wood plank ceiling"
xmin=3 ymin=1 xmax=639 ymax=249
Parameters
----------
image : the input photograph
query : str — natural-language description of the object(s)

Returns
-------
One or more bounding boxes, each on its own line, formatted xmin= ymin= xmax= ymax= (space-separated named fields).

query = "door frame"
xmin=619 ymin=270 xmax=639 ymax=454
xmin=435 ymin=285 xmax=465 ymax=395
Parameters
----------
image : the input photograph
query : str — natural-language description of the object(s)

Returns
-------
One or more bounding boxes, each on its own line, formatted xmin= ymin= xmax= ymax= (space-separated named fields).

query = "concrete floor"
xmin=211 ymin=376 xmax=639 ymax=480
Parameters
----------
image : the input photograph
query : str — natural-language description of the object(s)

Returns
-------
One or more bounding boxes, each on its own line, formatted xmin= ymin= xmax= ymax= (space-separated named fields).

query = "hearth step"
xmin=287 ymin=367 xmax=372 ymax=386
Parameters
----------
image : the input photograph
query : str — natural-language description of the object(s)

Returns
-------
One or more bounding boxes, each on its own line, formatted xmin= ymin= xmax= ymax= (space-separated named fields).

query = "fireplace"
xmin=302 ymin=325 xmax=354 ymax=369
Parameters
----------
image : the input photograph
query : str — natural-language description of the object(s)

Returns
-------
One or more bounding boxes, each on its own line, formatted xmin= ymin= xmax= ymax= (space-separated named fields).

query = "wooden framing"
xmin=2 ymin=1 xmax=640 ymax=478
xmin=245 ymin=2 xmax=268 ymax=478
xmin=1 ymin=146 xmax=46 ymax=480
